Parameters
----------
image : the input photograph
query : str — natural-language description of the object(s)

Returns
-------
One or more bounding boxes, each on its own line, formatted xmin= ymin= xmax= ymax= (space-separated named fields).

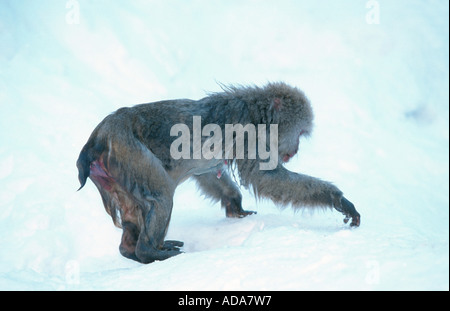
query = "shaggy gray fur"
xmin=77 ymin=82 xmax=360 ymax=263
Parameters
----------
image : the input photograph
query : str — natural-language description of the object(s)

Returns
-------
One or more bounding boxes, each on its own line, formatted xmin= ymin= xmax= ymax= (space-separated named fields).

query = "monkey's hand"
xmin=332 ymin=195 xmax=360 ymax=227
xmin=222 ymin=197 xmax=257 ymax=218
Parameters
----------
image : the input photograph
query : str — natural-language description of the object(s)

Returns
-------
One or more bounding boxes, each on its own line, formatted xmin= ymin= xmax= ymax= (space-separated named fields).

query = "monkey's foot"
xmin=333 ymin=196 xmax=360 ymax=227
xmin=163 ymin=240 xmax=184 ymax=251
xmin=135 ymin=240 xmax=183 ymax=264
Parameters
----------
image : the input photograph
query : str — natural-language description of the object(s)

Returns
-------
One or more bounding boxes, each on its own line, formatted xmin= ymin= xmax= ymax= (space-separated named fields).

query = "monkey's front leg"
xmin=193 ymin=172 xmax=256 ymax=218
xmin=248 ymin=165 xmax=360 ymax=227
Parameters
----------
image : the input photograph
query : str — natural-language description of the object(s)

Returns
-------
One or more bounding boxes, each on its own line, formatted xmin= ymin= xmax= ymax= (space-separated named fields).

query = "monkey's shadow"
xmin=168 ymin=203 xmax=349 ymax=254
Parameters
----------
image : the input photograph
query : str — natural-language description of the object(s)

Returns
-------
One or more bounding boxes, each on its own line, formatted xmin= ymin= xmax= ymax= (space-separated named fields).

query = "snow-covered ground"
xmin=0 ymin=0 xmax=448 ymax=290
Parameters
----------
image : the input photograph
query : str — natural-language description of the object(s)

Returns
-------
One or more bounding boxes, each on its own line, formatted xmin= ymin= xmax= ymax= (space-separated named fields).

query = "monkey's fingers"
xmin=163 ymin=240 xmax=184 ymax=251
xmin=224 ymin=199 xmax=257 ymax=218
xmin=346 ymin=214 xmax=360 ymax=227
xmin=239 ymin=210 xmax=257 ymax=218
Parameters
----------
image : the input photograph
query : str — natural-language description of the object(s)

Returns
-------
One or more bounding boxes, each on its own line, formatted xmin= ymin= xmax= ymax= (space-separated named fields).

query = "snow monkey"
xmin=77 ymin=82 xmax=360 ymax=263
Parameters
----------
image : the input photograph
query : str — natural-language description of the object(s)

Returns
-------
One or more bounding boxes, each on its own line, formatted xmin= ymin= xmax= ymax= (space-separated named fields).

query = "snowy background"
xmin=0 ymin=0 xmax=448 ymax=290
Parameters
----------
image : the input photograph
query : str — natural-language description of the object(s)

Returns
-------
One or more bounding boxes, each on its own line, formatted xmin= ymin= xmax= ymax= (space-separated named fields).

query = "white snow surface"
xmin=0 ymin=0 xmax=448 ymax=290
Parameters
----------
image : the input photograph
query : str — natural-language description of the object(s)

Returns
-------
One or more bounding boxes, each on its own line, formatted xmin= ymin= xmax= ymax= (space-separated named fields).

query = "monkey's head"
xmin=220 ymin=82 xmax=314 ymax=164
xmin=260 ymin=82 xmax=314 ymax=163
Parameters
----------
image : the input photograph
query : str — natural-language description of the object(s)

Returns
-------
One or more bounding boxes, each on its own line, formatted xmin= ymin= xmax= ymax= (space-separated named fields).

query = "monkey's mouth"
xmin=282 ymin=151 xmax=297 ymax=162
xmin=282 ymin=131 xmax=304 ymax=162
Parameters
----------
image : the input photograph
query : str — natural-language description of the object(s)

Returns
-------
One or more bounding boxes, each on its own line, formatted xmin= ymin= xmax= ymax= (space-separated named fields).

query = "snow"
xmin=0 ymin=0 xmax=448 ymax=291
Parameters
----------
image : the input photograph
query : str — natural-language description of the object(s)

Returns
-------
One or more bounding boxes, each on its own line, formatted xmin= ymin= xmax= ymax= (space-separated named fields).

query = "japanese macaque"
xmin=77 ymin=82 xmax=360 ymax=263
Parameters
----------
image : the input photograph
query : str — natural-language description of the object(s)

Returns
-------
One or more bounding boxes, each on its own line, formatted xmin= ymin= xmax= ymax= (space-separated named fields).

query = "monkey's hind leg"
xmin=118 ymin=145 xmax=183 ymax=263
xmin=89 ymin=159 xmax=143 ymax=261
xmin=90 ymin=143 xmax=183 ymax=264
xmin=134 ymin=195 xmax=184 ymax=264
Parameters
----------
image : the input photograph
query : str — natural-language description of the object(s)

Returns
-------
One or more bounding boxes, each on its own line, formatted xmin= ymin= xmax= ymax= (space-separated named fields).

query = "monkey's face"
xmin=277 ymin=106 xmax=313 ymax=164
xmin=278 ymin=126 xmax=310 ymax=163
xmin=266 ymin=84 xmax=313 ymax=164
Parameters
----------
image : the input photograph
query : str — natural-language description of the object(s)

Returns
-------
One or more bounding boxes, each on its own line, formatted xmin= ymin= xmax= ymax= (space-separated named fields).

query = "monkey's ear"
xmin=272 ymin=98 xmax=283 ymax=111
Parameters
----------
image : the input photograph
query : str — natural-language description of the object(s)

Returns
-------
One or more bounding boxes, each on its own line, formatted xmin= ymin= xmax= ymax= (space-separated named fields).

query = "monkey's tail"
xmin=76 ymin=136 xmax=107 ymax=191
xmin=76 ymin=146 xmax=91 ymax=191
